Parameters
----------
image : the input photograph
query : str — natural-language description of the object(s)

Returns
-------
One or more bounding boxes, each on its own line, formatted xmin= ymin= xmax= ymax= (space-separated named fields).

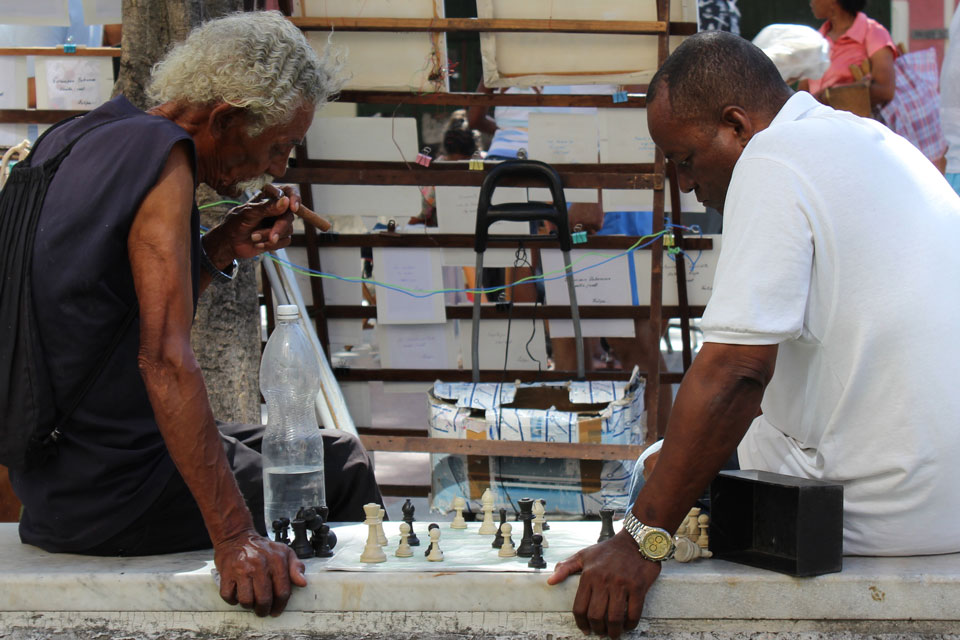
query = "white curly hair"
xmin=147 ymin=11 xmax=342 ymax=135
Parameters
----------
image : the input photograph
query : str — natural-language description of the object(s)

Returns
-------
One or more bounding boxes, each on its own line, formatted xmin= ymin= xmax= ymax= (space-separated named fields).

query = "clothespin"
xmin=495 ymin=292 xmax=512 ymax=313
xmin=612 ymin=87 xmax=628 ymax=104
xmin=516 ymin=148 xmax=528 ymax=160
xmin=415 ymin=146 xmax=432 ymax=167
xmin=663 ymin=231 xmax=676 ymax=248
xmin=572 ymin=224 xmax=587 ymax=245
xmin=469 ymin=151 xmax=484 ymax=171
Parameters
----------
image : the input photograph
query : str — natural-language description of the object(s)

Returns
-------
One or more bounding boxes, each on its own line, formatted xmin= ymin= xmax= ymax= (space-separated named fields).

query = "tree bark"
xmin=117 ymin=0 xmax=260 ymax=424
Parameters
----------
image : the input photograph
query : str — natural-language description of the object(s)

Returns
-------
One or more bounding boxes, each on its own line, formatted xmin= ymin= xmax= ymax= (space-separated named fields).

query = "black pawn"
xmin=308 ymin=506 xmax=337 ymax=550
xmin=539 ymin=499 xmax=550 ymax=531
xmin=402 ymin=499 xmax=420 ymax=547
xmin=424 ymin=522 xmax=440 ymax=557
xmin=517 ymin=498 xmax=536 ymax=557
xmin=528 ymin=534 xmax=547 ymax=569
xmin=492 ymin=508 xmax=507 ymax=549
xmin=597 ymin=508 xmax=615 ymax=543
xmin=272 ymin=517 xmax=290 ymax=545
xmin=290 ymin=518 xmax=314 ymax=559
xmin=313 ymin=523 xmax=334 ymax=558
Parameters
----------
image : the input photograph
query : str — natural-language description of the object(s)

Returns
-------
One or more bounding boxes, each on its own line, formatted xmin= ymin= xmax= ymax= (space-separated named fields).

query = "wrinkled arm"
xmin=128 ymin=143 xmax=305 ymax=616
xmin=549 ymin=341 xmax=778 ymax=638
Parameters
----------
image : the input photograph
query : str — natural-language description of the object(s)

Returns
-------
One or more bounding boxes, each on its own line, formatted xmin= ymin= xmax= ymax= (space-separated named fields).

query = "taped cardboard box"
xmin=429 ymin=367 xmax=645 ymax=516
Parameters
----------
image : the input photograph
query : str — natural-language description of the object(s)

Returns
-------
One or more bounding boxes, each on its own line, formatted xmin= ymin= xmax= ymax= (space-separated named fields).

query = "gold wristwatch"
xmin=622 ymin=511 xmax=677 ymax=561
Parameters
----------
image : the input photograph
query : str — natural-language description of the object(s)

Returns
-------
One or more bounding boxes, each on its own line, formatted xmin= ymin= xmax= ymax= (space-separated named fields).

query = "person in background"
xmin=410 ymin=110 xmax=479 ymax=228
xmin=942 ymin=5 xmax=960 ymax=193
xmin=801 ymin=0 xmax=896 ymax=110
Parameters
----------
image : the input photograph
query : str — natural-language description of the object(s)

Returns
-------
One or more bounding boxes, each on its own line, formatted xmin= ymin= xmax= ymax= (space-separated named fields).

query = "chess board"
xmin=318 ymin=521 xmax=610 ymax=573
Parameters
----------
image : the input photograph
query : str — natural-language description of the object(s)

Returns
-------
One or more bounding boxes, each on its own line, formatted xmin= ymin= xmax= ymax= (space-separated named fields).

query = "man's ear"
xmin=720 ymin=105 xmax=755 ymax=147
xmin=209 ymin=103 xmax=248 ymax=140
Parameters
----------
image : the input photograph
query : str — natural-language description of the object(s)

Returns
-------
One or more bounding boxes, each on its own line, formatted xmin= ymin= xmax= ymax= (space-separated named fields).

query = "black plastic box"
xmin=709 ymin=470 xmax=843 ymax=577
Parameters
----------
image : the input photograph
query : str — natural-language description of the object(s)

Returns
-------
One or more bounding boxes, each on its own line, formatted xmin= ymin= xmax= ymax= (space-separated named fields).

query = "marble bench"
xmin=1 ymin=522 xmax=959 ymax=640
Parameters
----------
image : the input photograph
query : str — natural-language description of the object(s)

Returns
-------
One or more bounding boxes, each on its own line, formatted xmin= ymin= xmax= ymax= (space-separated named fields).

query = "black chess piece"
xmin=272 ymin=517 xmax=291 ymax=545
xmin=313 ymin=523 xmax=334 ymax=558
xmin=528 ymin=534 xmax=547 ymax=569
xmin=402 ymin=499 xmax=420 ymax=547
xmin=313 ymin=505 xmax=336 ymax=550
xmin=539 ymin=499 xmax=550 ymax=531
xmin=597 ymin=508 xmax=615 ymax=543
xmin=424 ymin=522 xmax=440 ymax=557
xmin=492 ymin=508 xmax=507 ymax=548
xmin=290 ymin=517 xmax=314 ymax=559
xmin=517 ymin=497 xmax=536 ymax=557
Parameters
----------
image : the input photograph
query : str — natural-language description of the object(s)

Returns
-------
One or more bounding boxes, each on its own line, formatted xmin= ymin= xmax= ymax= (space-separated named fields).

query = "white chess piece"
xmin=360 ymin=503 xmax=387 ymax=563
xmin=396 ymin=522 xmax=413 ymax=558
xmin=697 ymin=513 xmax=710 ymax=549
xmin=376 ymin=507 xmax=388 ymax=546
xmin=532 ymin=500 xmax=549 ymax=548
xmin=426 ymin=527 xmax=444 ymax=561
xmin=478 ymin=488 xmax=497 ymax=535
xmin=498 ymin=522 xmax=516 ymax=557
xmin=450 ymin=496 xmax=467 ymax=529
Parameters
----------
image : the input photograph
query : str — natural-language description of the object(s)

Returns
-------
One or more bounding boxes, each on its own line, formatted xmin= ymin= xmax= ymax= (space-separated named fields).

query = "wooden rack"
xmin=277 ymin=3 xmax=700 ymax=497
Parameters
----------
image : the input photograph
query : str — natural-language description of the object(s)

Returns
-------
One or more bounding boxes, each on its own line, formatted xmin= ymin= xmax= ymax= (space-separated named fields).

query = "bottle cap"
xmin=276 ymin=304 xmax=300 ymax=321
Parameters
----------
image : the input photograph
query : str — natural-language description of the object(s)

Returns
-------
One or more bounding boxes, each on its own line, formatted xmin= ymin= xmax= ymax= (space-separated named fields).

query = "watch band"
xmin=623 ymin=511 xmax=676 ymax=561
xmin=199 ymin=240 xmax=238 ymax=284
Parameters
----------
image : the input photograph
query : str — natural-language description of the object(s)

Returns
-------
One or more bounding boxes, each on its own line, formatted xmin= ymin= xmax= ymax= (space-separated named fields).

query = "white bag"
xmin=753 ymin=24 xmax=830 ymax=83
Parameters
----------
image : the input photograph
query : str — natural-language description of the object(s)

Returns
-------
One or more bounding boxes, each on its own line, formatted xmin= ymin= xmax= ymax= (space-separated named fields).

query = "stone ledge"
xmin=3 ymin=523 xmax=959 ymax=639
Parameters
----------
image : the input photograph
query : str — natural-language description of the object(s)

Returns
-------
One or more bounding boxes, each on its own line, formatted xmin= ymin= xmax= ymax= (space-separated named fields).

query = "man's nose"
xmin=675 ymin=169 xmax=696 ymax=194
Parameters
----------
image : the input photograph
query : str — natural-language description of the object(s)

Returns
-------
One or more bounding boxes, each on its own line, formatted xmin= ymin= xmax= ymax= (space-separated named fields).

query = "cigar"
xmin=260 ymin=184 xmax=332 ymax=232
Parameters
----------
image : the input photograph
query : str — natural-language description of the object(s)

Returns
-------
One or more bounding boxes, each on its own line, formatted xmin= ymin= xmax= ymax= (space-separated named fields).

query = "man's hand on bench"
xmin=214 ymin=529 xmax=308 ymax=617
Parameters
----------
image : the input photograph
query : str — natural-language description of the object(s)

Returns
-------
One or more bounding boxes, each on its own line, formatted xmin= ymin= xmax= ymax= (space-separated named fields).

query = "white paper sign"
xmin=0 ymin=58 xmax=28 ymax=109
xmin=310 ymin=184 xmax=421 ymax=217
xmin=435 ymin=186 xmax=531 ymax=235
xmin=377 ymin=322 xmax=457 ymax=370
xmin=0 ymin=124 xmax=29 ymax=149
xmin=441 ymin=248 xmax=518 ymax=268
xmin=327 ymin=319 xmax=364 ymax=349
xmin=631 ymin=235 xmax=722 ymax=306
xmin=316 ymin=247 xmax=364 ymax=305
xmin=459 ymin=319 xmax=548 ymax=371
xmin=528 ymin=113 xmax=598 ymax=164
xmin=81 ymin=0 xmax=121 ymax=24
xmin=542 ymin=249 xmax=635 ymax=338
xmin=306 ymin=117 xmax=418 ymax=161
xmin=598 ymin=109 xmax=655 ymax=164
xmin=373 ymin=247 xmax=446 ymax=324
xmin=602 ymin=179 xmax=705 ymax=213
xmin=0 ymin=0 xmax=70 ymax=25
xmin=36 ymin=57 xmax=113 ymax=110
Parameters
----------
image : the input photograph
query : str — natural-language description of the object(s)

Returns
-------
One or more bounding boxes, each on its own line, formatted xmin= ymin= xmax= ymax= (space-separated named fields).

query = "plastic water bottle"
xmin=260 ymin=304 xmax=326 ymax=534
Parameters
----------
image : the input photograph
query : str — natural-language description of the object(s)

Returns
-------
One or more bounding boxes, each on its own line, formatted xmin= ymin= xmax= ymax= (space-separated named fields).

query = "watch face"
xmin=641 ymin=529 xmax=673 ymax=560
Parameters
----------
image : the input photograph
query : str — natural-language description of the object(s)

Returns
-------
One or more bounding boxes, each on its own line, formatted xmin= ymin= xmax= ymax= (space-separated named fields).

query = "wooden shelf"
xmin=316 ymin=305 xmax=707 ymax=320
xmin=288 ymin=233 xmax=712 ymax=250
xmin=290 ymin=16 xmax=694 ymax=36
xmin=0 ymin=46 xmax=120 ymax=57
xmin=333 ymin=368 xmax=686 ymax=385
xmin=337 ymin=90 xmax=650 ymax=108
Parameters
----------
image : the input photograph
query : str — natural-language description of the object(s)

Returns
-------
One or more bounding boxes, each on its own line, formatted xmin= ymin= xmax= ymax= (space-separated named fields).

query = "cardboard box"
xmin=428 ymin=368 xmax=645 ymax=515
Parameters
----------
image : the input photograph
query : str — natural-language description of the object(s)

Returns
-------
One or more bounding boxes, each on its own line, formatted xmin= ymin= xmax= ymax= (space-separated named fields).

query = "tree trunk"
xmin=117 ymin=0 xmax=260 ymax=425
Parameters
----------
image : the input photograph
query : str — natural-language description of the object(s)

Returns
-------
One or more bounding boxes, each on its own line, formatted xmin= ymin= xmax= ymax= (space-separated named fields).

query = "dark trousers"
xmin=84 ymin=424 xmax=382 ymax=556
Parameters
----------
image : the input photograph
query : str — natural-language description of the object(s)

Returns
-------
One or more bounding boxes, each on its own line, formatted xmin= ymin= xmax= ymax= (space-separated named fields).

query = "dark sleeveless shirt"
xmin=10 ymin=96 xmax=201 ymax=552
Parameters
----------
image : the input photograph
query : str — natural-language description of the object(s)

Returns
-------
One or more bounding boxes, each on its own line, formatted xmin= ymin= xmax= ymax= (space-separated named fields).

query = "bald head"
xmin=647 ymin=31 xmax=792 ymax=126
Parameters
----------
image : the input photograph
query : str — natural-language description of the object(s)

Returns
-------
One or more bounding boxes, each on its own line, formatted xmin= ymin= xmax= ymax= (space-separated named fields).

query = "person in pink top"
xmin=801 ymin=0 xmax=897 ymax=110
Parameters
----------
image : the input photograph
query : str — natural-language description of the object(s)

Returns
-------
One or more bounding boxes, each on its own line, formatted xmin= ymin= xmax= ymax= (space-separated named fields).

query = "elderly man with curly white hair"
xmin=7 ymin=12 xmax=382 ymax=617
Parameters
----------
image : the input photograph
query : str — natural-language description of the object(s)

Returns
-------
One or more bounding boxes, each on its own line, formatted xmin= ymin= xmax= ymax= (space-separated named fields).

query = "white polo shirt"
xmin=702 ymin=91 xmax=960 ymax=556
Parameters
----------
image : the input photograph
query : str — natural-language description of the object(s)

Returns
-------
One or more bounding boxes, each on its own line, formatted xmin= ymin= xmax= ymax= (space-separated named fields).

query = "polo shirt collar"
xmin=768 ymin=91 xmax=822 ymax=129
xmin=819 ymin=11 xmax=868 ymax=43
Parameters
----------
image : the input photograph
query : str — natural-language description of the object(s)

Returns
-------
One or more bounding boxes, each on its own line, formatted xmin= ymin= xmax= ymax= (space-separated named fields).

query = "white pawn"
xmin=498 ymin=522 xmax=516 ymax=557
xmin=450 ymin=496 xmax=467 ymax=529
xmin=426 ymin=527 xmax=444 ymax=561
xmin=697 ymin=513 xmax=710 ymax=549
xmin=532 ymin=500 xmax=549 ymax=548
xmin=395 ymin=522 xmax=413 ymax=558
xmin=478 ymin=488 xmax=497 ymax=535
xmin=360 ymin=503 xmax=387 ymax=563
xmin=376 ymin=507 xmax=388 ymax=546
